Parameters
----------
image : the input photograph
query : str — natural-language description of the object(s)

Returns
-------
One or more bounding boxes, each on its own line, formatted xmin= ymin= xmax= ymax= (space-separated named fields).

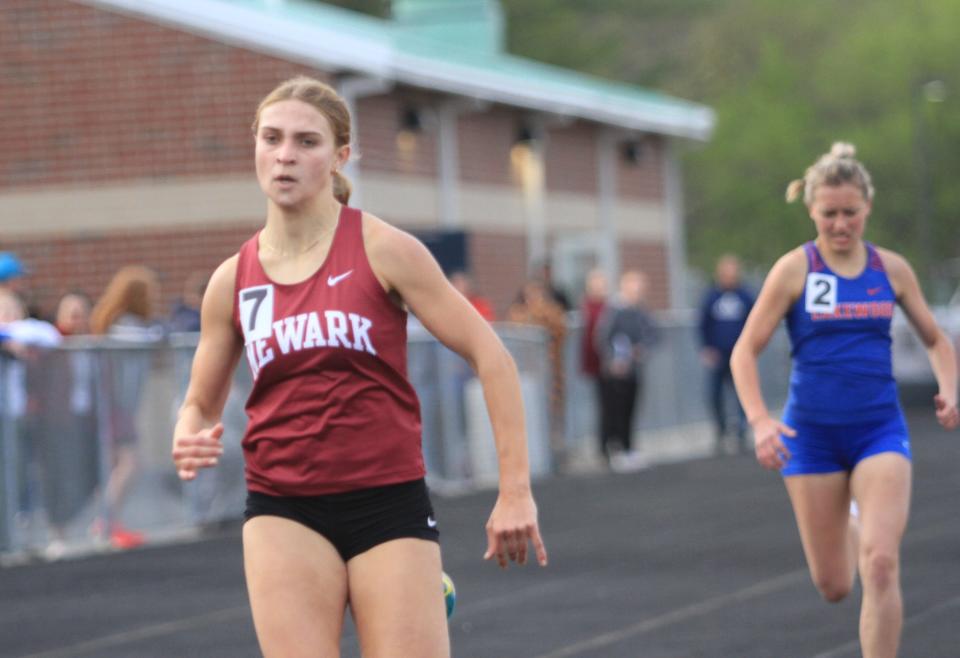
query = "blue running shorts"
xmin=779 ymin=411 xmax=910 ymax=477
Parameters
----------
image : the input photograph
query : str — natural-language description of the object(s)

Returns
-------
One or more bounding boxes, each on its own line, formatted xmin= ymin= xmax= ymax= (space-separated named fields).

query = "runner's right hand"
xmin=750 ymin=415 xmax=795 ymax=470
xmin=172 ymin=422 xmax=225 ymax=480
xmin=934 ymin=394 xmax=959 ymax=430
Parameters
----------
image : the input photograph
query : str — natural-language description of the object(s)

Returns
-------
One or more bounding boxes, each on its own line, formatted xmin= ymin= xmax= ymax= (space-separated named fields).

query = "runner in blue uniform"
xmin=730 ymin=142 xmax=958 ymax=658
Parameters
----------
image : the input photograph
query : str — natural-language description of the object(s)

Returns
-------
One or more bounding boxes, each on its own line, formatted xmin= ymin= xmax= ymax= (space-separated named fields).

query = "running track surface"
xmin=2 ymin=407 xmax=958 ymax=658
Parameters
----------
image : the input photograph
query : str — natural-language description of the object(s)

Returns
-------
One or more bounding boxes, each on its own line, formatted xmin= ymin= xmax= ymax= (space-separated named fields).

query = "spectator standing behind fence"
xmin=0 ymin=289 xmax=61 ymax=550
xmin=169 ymin=271 xmax=208 ymax=333
xmin=507 ymin=279 xmax=568 ymax=442
xmin=89 ymin=266 xmax=165 ymax=550
xmin=698 ymin=255 xmax=754 ymax=455
xmin=0 ymin=252 xmax=27 ymax=296
xmin=579 ymin=268 xmax=609 ymax=455
xmin=595 ymin=270 xmax=660 ymax=472
xmin=0 ymin=290 xmax=61 ymax=357
xmin=0 ymin=252 xmax=45 ymax=320
xmin=535 ymin=261 xmax=572 ymax=311
xmin=37 ymin=292 xmax=98 ymax=559
xmin=55 ymin=292 xmax=93 ymax=338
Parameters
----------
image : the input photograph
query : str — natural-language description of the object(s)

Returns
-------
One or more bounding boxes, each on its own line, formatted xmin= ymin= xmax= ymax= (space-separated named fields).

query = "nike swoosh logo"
xmin=866 ymin=287 xmax=882 ymax=296
xmin=427 ymin=516 xmax=438 ymax=528
xmin=327 ymin=270 xmax=353 ymax=287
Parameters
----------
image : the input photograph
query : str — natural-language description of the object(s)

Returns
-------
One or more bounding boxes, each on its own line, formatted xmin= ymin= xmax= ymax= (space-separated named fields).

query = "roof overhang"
xmin=76 ymin=0 xmax=715 ymax=141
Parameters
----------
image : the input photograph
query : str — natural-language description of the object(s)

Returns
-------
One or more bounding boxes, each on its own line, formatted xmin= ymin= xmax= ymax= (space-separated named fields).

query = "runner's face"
xmin=255 ymin=100 xmax=347 ymax=208
xmin=808 ymin=184 xmax=870 ymax=254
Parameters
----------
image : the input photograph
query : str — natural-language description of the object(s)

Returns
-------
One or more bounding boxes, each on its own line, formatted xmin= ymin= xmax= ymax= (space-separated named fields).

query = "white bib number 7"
xmin=805 ymin=273 xmax=837 ymax=314
xmin=239 ymin=284 xmax=274 ymax=343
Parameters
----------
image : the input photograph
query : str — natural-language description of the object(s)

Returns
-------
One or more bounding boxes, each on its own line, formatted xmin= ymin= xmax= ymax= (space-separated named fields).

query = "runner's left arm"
xmin=367 ymin=217 xmax=548 ymax=568
xmin=883 ymin=249 xmax=958 ymax=429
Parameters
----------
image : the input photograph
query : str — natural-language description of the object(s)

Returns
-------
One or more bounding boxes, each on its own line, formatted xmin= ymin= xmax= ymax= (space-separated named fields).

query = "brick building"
xmin=0 ymin=0 xmax=713 ymax=318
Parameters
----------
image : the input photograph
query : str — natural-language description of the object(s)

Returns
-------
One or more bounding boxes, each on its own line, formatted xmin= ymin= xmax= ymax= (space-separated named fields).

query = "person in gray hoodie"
xmin=595 ymin=270 xmax=660 ymax=469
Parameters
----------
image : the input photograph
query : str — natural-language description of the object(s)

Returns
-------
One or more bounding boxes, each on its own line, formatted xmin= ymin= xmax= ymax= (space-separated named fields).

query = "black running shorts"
xmin=244 ymin=478 xmax=440 ymax=562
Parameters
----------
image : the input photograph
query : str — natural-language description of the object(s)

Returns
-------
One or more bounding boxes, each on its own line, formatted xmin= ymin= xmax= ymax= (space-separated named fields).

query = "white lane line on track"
xmin=531 ymin=570 xmax=810 ymax=658
xmin=531 ymin=518 xmax=957 ymax=658
xmin=809 ymin=594 xmax=960 ymax=658
xmin=19 ymin=513 xmax=956 ymax=657
xmin=17 ymin=569 xmax=600 ymax=658
xmin=19 ymin=605 xmax=251 ymax=658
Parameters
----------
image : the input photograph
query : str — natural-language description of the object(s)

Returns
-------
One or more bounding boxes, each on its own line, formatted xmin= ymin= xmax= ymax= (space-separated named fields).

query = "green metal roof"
xmin=81 ymin=0 xmax=714 ymax=140
xmin=393 ymin=0 xmax=505 ymax=55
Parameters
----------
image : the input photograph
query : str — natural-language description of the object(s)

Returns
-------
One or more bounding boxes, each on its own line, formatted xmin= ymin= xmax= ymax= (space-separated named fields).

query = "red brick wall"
xmin=1 ymin=0 xmax=330 ymax=189
xmin=618 ymin=135 xmax=664 ymax=202
xmin=468 ymin=230 xmax=529 ymax=318
xmin=7 ymin=225 xmax=669 ymax=320
xmin=5 ymin=223 xmax=258 ymax=319
xmin=355 ymin=94 xmax=439 ymax=178
xmin=457 ymin=107 xmax=517 ymax=186
xmin=620 ymin=240 xmax=669 ymax=310
xmin=545 ymin=122 xmax=598 ymax=196
xmin=1 ymin=0 xmax=673 ymax=317
xmin=467 ymin=234 xmax=670 ymax=315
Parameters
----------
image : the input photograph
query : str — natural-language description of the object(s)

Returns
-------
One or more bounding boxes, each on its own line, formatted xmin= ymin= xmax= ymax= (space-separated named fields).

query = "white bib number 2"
xmin=805 ymin=273 xmax=837 ymax=314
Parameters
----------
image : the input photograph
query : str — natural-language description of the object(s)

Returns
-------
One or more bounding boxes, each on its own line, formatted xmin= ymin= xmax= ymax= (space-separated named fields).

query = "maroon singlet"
xmin=233 ymin=205 xmax=424 ymax=495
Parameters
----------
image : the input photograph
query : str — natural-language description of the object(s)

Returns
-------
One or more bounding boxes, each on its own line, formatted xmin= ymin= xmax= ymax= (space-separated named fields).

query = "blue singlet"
xmin=780 ymin=241 xmax=910 ymax=475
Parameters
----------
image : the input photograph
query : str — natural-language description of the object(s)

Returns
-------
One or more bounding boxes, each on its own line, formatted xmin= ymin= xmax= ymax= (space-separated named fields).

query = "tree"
xmin=317 ymin=1 xmax=960 ymax=290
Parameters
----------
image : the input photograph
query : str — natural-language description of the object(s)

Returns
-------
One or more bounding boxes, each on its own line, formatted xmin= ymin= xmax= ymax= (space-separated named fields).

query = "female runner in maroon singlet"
xmin=171 ymin=76 xmax=547 ymax=658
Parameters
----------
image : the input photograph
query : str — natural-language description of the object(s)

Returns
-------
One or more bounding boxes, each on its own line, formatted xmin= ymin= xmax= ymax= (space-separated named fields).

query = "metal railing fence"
xmin=0 ymin=316 xmax=789 ymax=559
